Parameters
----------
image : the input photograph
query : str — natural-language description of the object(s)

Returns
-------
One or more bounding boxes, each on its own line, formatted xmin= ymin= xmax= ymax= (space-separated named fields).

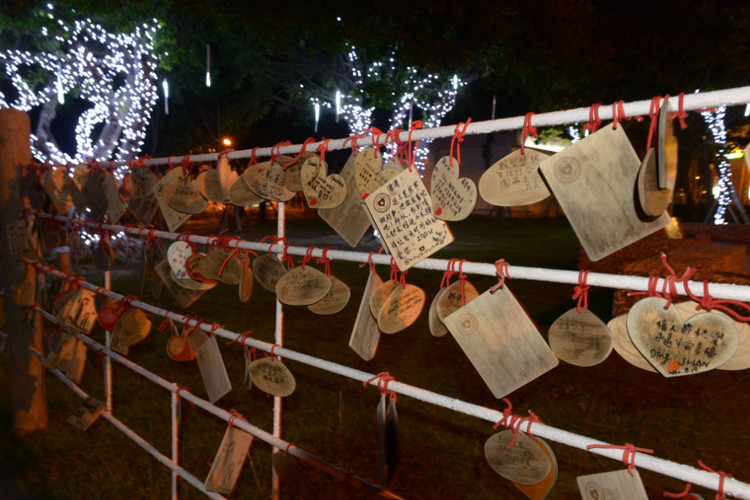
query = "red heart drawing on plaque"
xmin=430 ymin=156 xmax=477 ymax=221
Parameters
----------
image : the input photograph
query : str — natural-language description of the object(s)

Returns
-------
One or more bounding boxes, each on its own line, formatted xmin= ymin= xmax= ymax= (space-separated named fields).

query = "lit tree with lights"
xmin=0 ymin=5 xmax=160 ymax=168
xmin=320 ymin=44 xmax=464 ymax=170
xmin=701 ymin=105 xmax=750 ymax=225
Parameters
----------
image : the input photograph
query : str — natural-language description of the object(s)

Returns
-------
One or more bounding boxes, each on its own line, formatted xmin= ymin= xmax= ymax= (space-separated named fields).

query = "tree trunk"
xmin=0 ymin=108 xmax=48 ymax=435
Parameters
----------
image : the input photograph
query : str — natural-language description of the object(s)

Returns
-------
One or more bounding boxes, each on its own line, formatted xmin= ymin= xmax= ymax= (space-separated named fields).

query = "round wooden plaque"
xmin=548 ymin=307 xmax=613 ymax=367
xmin=378 ymin=283 xmax=426 ymax=334
xmin=242 ymin=159 xmax=296 ymax=202
xmin=229 ymin=175 xmax=263 ymax=206
xmin=607 ymin=315 xmax=657 ymax=373
xmin=512 ymin=436 xmax=558 ymax=500
xmin=307 ymin=275 xmax=351 ymax=315
xmin=167 ymin=241 xmax=193 ymax=280
xmin=636 ymin=148 xmax=670 ymax=217
xmin=113 ymin=308 xmax=151 ymax=347
xmin=249 ymin=357 xmax=296 ymax=397
xmin=484 ymin=430 xmax=552 ymax=485
xmin=163 ymin=173 xmax=208 ymax=214
xmin=196 ymin=170 xmax=225 ymax=203
xmin=370 ymin=280 xmax=400 ymax=318
xmin=184 ymin=253 xmax=219 ymax=285
xmin=428 ymin=288 xmax=449 ymax=338
xmin=238 ymin=264 xmax=254 ymax=303
xmin=436 ymin=279 xmax=480 ymax=323
xmin=275 ymin=266 xmax=332 ymax=306
xmin=479 ymin=149 xmax=551 ymax=207
xmin=252 ymin=254 xmax=288 ymax=292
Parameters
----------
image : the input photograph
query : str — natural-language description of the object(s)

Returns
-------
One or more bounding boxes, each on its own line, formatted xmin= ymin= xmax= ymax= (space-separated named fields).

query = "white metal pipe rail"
xmin=22 ymin=85 xmax=750 ymax=168
xmin=26 ymin=312 xmax=404 ymax=500
xmin=26 ymin=262 xmax=750 ymax=499
xmin=32 ymin=212 xmax=750 ymax=302
xmin=24 ymin=345 xmax=227 ymax=500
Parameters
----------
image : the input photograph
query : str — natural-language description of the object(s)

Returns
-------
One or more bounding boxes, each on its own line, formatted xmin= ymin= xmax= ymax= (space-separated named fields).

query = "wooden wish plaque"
xmin=548 ymin=307 xmax=613 ymax=367
xmin=153 ymin=168 xmax=193 ymax=232
xmin=444 ymin=287 xmax=558 ymax=398
xmin=101 ymin=171 xmax=125 ymax=224
xmin=430 ymin=156 xmax=478 ymax=221
xmin=512 ymin=436 xmax=558 ymax=500
xmin=354 ymin=148 xmax=399 ymax=201
xmin=658 ymin=101 xmax=678 ymax=192
xmin=318 ymin=153 xmax=372 ymax=247
xmin=636 ymin=148 xmax=671 ymax=218
xmin=204 ymin=425 xmax=254 ymax=495
xmin=248 ymin=357 xmax=296 ymax=397
xmin=627 ymin=297 xmax=738 ymax=377
xmin=67 ymin=397 xmax=105 ymax=431
xmin=607 ymin=314 xmax=657 ymax=373
xmin=242 ymin=158 xmax=296 ymax=202
xmin=349 ymin=271 xmax=383 ymax=361
xmin=539 ymin=124 xmax=670 ymax=261
xmin=577 ymin=469 xmax=649 ymax=500
xmin=307 ymin=275 xmax=350 ymax=315
xmin=252 ymin=254 xmax=288 ymax=293
xmin=154 ymin=259 xmax=207 ymax=308
xmin=187 ymin=329 xmax=232 ymax=403
xmin=229 ymin=174 xmax=263 ymax=206
xmin=377 ymin=283 xmax=426 ymax=334
xmin=484 ymin=430 xmax=552 ymax=485
xmin=82 ymin=172 xmax=109 ymax=221
xmin=436 ymin=279 xmax=480 ymax=323
xmin=365 ymin=168 xmax=454 ymax=271
xmin=479 ymin=149 xmax=551 ymax=207
xmin=675 ymin=301 xmax=750 ymax=371
xmin=275 ymin=266 xmax=332 ymax=306
xmin=300 ymin=156 xmax=347 ymax=209
xmin=428 ymin=288 xmax=450 ymax=338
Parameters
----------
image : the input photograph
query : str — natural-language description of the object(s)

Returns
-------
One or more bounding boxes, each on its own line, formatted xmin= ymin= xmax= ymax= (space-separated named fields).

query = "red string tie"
xmin=671 ymin=92 xmax=689 ymax=130
xmin=270 ymin=141 xmax=293 ymax=164
xmin=457 ymin=259 xmax=468 ymax=306
xmin=450 ymin=118 xmax=472 ymax=168
xmin=227 ymin=409 xmax=244 ymax=429
xmin=368 ymin=127 xmax=385 ymax=157
xmin=584 ymin=103 xmax=602 ymax=135
xmin=490 ymin=259 xmax=512 ymax=292
xmin=492 ymin=398 xmax=541 ymax=449
xmin=663 ymin=482 xmax=694 ymax=498
xmin=647 ymin=95 xmax=667 ymax=151
xmin=586 ymin=443 xmax=653 ymax=475
xmin=573 ymin=270 xmax=590 ymax=312
xmin=180 ymin=155 xmax=194 ymax=182
xmin=316 ymin=138 xmax=333 ymax=166
xmin=698 ymin=460 xmax=731 ymax=500
xmin=315 ymin=248 xmax=332 ymax=275
xmin=363 ymin=371 xmax=397 ymax=403
xmin=359 ymin=247 xmax=385 ymax=274
xmin=284 ymin=137 xmax=316 ymax=169
xmin=520 ymin=113 xmax=538 ymax=155
xmin=389 ymin=258 xmax=400 ymax=283
xmin=405 ymin=121 xmax=423 ymax=171
xmin=248 ymin=147 xmax=260 ymax=167
xmin=175 ymin=386 xmax=196 ymax=408
xmin=439 ymin=258 xmax=458 ymax=289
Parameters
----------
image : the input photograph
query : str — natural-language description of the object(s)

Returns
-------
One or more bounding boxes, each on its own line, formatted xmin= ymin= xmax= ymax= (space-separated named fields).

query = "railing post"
xmin=171 ymin=384 xmax=180 ymax=500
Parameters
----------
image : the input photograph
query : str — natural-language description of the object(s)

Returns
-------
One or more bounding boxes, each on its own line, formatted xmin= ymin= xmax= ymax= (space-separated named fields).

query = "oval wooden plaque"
xmin=636 ymin=148 xmax=670 ymax=217
xmin=307 ymin=275 xmax=351 ymax=315
xmin=627 ymin=297 xmax=738 ymax=377
xmin=430 ymin=156 xmax=478 ymax=221
xmin=217 ymin=155 xmax=233 ymax=200
xmin=378 ymin=283 xmax=426 ymax=334
xmin=242 ymin=159 xmax=296 ymax=202
xmin=275 ymin=266 xmax=332 ymax=306
xmin=300 ymin=156 xmax=347 ymax=209
xmin=167 ymin=241 xmax=193 ymax=280
xmin=607 ymin=314 xmax=657 ymax=373
xmin=370 ymin=280 xmax=400 ymax=318
xmin=484 ymin=430 xmax=552 ymax=485
xmin=512 ymin=436 xmax=558 ymax=500
xmin=229 ymin=175 xmax=263 ymax=206
xmin=479 ymin=149 xmax=551 ymax=207
xmin=548 ymin=307 xmax=613 ymax=367
xmin=249 ymin=357 xmax=296 ymax=397
xmin=197 ymin=248 xmax=226 ymax=281
xmin=238 ymin=264 xmax=254 ymax=303
xmin=196 ymin=170 xmax=225 ymax=203
xmin=113 ymin=308 xmax=151 ymax=347
xmin=185 ymin=253 xmax=219 ymax=285
xmin=428 ymin=288 xmax=449 ymax=338
xmin=163 ymin=176 xmax=208 ymax=214
xmin=436 ymin=279 xmax=480 ymax=323
xmin=252 ymin=254 xmax=288 ymax=292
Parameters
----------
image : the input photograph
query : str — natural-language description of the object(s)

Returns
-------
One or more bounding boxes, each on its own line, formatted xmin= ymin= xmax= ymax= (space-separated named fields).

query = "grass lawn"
xmin=1 ymin=213 xmax=748 ymax=499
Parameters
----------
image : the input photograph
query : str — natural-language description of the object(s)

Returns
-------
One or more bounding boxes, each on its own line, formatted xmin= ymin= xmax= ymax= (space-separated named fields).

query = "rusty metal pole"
xmin=0 ymin=108 xmax=47 ymax=434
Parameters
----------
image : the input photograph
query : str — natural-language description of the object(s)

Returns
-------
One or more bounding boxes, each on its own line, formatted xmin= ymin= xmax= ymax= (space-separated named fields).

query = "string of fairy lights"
xmin=701 ymin=105 xmax=734 ymax=224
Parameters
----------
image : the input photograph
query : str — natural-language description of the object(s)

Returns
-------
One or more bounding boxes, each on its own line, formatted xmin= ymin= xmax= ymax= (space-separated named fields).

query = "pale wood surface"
xmin=155 ymin=259 xmax=207 ymax=308
xmin=658 ymin=101 xmax=678 ymax=192
xmin=163 ymin=174 xmax=207 ymax=214
xmin=249 ymin=357 xmax=296 ymax=397
xmin=101 ymin=172 xmax=125 ymax=223
xmin=479 ymin=149 xmax=551 ymax=207
xmin=229 ymin=174 xmax=263 ymax=206
xmin=436 ymin=279 xmax=480 ymax=322
xmin=238 ymin=264 xmax=254 ymax=303
xmin=484 ymin=430 xmax=552 ymax=485
xmin=577 ymin=469 xmax=649 ymax=500
xmin=319 ymin=154 xmax=372 ymax=247
xmin=512 ymin=437 xmax=558 ymax=500
xmin=636 ymin=148 xmax=671 ymax=217
xmin=127 ymin=168 xmax=159 ymax=225
xmin=66 ymin=397 xmax=105 ymax=431
xmin=370 ymin=280 xmax=399 ymax=318
xmin=428 ymin=288 xmax=449 ymax=338
xmin=607 ymin=314 xmax=657 ymax=373
xmin=188 ymin=330 xmax=232 ymax=403
xmin=349 ymin=271 xmax=382 ymax=361
xmin=444 ymin=287 xmax=558 ymax=398
xmin=153 ymin=168 xmax=192 ymax=232
xmin=204 ymin=426 xmax=254 ymax=495
xmin=252 ymin=255 xmax=288 ymax=293
xmin=548 ymin=307 xmax=613 ymax=367
xmin=539 ymin=124 xmax=670 ymax=261
xmin=355 ymin=148 xmax=397 ymax=200
xmin=365 ymin=169 xmax=454 ymax=270
xmin=300 ymin=156 xmax=347 ymax=209
xmin=377 ymin=283 xmax=426 ymax=334
xmin=307 ymin=275 xmax=351 ymax=315
xmin=196 ymin=170 xmax=225 ymax=203
xmin=627 ymin=297 xmax=738 ymax=377
xmin=275 ymin=266 xmax=332 ymax=306
xmin=242 ymin=159 xmax=296 ymax=202
xmin=430 ymin=156 xmax=477 ymax=221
